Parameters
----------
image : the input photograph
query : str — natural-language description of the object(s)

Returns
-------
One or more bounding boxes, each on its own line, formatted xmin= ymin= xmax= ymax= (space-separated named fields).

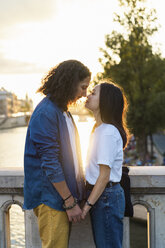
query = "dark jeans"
xmin=89 ymin=183 xmax=125 ymax=248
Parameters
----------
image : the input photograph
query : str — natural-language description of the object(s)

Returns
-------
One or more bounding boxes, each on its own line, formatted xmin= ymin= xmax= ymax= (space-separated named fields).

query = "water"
xmin=0 ymin=116 xmax=94 ymax=168
xmin=10 ymin=205 xmax=25 ymax=247
xmin=0 ymin=127 xmax=27 ymax=167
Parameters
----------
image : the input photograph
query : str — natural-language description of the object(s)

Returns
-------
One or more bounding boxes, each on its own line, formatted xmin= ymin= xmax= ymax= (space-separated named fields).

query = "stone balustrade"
xmin=0 ymin=166 xmax=165 ymax=248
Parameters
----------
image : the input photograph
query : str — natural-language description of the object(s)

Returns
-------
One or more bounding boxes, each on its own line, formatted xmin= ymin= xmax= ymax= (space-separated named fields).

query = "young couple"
xmin=23 ymin=60 xmax=129 ymax=248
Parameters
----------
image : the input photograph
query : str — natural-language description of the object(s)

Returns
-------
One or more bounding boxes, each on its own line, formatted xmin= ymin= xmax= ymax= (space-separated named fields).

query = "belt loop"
xmin=109 ymin=182 xmax=113 ymax=187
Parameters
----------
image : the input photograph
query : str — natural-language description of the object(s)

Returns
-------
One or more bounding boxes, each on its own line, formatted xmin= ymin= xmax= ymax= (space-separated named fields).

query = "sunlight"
xmin=0 ymin=0 xmax=120 ymax=86
xmin=2 ymin=0 xmax=165 ymax=103
xmin=74 ymin=116 xmax=95 ymax=169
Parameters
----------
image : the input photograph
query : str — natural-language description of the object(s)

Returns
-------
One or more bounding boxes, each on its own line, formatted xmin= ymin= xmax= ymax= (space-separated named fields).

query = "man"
xmin=23 ymin=60 xmax=91 ymax=248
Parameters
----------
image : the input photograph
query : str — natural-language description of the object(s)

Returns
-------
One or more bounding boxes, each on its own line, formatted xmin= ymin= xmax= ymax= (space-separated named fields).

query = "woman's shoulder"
xmin=97 ymin=123 xmax=120 ymax=138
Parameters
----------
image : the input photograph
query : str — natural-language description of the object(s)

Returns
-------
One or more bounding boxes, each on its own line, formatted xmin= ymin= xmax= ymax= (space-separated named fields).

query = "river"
xmin=0 ymin=116 xmax=94 ymax=168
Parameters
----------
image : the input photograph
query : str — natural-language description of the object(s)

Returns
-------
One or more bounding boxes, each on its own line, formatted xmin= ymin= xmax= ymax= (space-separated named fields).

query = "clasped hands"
xmin=66 ymin=201 xmax=90 ymax=223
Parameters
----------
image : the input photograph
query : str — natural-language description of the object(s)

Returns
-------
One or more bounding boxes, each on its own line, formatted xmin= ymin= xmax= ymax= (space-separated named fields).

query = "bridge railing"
xmin=0 ymin=166 xmax=165 ymax=248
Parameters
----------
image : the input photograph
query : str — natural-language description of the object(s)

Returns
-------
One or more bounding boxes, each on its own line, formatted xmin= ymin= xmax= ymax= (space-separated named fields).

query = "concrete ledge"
xmin=0 ymin=167 xmax=24 ymax=175
xmin=0 ymin=166 xmax=165 ymax=193
xmin=129 ymin=166 xmax=165 ymax=175
xmin=128 ymin=166 xmax=165 ymax=193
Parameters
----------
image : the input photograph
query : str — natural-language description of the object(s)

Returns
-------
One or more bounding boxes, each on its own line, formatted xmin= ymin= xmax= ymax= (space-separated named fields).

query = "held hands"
xmin=81 ymin=200 xmax=93 ymax=220
xmin=66 ymin=203 xmax=90 ymax=222
xmin=66 ymin=204 xmax=82 ymax=223
xmin=81 ymin=205 xmax=89 ymax=220
xmin=64 ymin=196 xmax=82 ymax=223
xmin=64 ymin=196 xmax=92 ymax=222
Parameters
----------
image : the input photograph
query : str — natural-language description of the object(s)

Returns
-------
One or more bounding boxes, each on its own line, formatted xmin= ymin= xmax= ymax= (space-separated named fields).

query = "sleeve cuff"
xmin=48 ymin=173 xmax=65 ymax=183
xmin=97 ymin=160 xmax=113 ymax=168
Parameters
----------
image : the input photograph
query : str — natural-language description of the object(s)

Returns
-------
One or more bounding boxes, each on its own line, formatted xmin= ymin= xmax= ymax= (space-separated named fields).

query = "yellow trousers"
xmin=33 ymin=204 xmax=69 ymax=248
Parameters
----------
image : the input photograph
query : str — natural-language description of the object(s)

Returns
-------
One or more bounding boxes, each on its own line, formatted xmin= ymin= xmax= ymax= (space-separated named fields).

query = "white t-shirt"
xmin=85 ymin=123 xmax=123 ymax=184
xmin=63 ymin=112 xmax=79 ymax=178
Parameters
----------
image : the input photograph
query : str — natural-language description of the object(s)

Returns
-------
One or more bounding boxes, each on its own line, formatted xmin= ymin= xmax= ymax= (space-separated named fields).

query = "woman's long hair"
xmin=99 ymin=81 xmax=129 ymax=149
xmin=37 ymin=60 xmax=91 ymax=111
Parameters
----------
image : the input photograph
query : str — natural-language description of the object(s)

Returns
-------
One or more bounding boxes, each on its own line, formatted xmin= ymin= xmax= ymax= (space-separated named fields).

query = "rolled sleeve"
xmin=30 ymin=112 xmax=65 ymax=183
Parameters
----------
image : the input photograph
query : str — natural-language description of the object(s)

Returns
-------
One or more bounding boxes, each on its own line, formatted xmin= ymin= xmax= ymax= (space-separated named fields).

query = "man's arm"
xmin=53 ymin=181 xmax=82 ymax=222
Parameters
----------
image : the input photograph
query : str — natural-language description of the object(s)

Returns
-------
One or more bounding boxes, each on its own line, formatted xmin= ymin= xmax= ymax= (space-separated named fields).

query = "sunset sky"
xmin=0 ymin=0 xmax=165 ymax=107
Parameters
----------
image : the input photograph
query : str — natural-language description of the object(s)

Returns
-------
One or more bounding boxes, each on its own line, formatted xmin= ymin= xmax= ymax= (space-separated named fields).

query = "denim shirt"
xmin=23 ymin=97 xmax=84 ymax=211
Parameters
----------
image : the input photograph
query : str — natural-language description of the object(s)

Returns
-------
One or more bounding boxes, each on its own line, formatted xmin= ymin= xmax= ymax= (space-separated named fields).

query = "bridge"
xmin=0 ymin=166 xmax=165 ymax=248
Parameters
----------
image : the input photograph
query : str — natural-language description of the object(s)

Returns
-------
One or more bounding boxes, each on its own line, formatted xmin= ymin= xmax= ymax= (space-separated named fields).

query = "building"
xmin=0 ymin=88 xmax=13 ymax=116
xmin=17 ymin=94 xmax=33 ymax=113
xmin=0 ymin=87 xmax=33 ymax=116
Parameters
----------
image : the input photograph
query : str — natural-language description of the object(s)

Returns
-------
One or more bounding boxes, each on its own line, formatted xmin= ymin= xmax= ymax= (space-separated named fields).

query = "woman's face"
xmin=85 ymin=84 xmax=100 ymax=112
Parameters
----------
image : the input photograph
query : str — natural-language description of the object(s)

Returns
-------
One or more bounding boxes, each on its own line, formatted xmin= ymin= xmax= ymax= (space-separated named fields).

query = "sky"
xmin=0 ymin=0 xmax=165 ymax=107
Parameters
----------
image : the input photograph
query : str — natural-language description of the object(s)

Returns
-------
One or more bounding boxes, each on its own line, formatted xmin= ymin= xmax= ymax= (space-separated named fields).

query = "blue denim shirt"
xmin=23 ymin=97 xmax=84 ymax=211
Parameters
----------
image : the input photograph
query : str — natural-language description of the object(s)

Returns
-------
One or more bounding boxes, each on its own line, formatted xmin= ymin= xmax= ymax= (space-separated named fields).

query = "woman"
xmin=81 ymin=81 xmax=129 ymax=248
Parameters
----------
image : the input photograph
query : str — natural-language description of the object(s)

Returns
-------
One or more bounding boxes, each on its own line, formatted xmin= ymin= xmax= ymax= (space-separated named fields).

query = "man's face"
xmin=75 ymin=76 xmax=90 ymax=100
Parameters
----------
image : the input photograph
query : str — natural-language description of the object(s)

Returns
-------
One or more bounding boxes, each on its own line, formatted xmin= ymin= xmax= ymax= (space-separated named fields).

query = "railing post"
xmin=0 ymin=196 xmax=13 ymax=248
xmin=147 ymin=208 xmax=155 ymax=248
xmin=24 ymin=209 xmax=41 ymax=248
xmin=5 ymin=206 xmax=11 ymax=248
xmin=123 ymin=217 xmax=130 ymax=248
xmin=0 ymin=204 xmax=11 ymax=248
xmin=154 ymin=204 xmax=165 ymax=248
xmin=0 ymin=208 xmax=6 ymax=248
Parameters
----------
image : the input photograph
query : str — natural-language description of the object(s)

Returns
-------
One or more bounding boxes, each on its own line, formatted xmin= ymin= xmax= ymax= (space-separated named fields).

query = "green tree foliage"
xmin=98 ymin=0 xmax=165 ymax=161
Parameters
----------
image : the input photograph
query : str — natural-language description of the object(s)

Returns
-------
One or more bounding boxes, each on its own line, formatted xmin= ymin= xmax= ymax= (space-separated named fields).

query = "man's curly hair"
xmin=37 ymin=60 xmax=91 ymax=111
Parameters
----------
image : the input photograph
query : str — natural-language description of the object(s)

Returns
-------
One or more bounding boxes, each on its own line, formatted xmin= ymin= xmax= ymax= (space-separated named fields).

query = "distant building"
xmin=17 ymin=94 xmax=33 ymax=113
xmin=0 ymin=87 xmax=13 ymax=116
xmin=0 ymin=87 xmax=33 ymax=116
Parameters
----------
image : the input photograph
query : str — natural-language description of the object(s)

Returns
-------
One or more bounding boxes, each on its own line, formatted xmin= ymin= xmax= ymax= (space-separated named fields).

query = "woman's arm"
xmin=81 ymin=164 xmax=110 ymax=219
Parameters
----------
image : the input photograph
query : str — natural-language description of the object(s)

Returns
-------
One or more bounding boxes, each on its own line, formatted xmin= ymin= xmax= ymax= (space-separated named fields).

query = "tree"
xmin=98 ymin=0 xmax=165 ymax=162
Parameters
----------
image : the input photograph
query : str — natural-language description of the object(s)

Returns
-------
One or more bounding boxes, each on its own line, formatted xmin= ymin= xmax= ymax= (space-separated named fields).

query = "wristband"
xmin=63 ymin=197 xmax=78 ymax=210
xmin=64 ymin=194 xmax=72 ymax=202
xmin=86 ymin=200 xmax=93 ymax=207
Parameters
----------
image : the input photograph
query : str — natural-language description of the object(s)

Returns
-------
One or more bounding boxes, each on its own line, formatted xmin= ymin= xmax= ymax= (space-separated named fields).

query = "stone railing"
xmin=0 ymin=166 xmax=165 ymax=248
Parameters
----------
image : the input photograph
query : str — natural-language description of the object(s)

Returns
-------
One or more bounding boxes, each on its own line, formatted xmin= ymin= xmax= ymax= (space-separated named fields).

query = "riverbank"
xmin=0 ymin=113 xmax=31 ymax=130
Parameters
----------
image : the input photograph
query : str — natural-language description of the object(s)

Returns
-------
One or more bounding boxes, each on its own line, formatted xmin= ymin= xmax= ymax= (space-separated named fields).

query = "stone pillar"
xmin=24 ymin=210 xmax=41 ymax=248
xmin=0 ymin=195 xmax=12 ymax=248
xmin=0 ymin=208 xmax=5 ymax=248
xmin=5 ymin=206 xmax=11 ymax=248
xmin=123 ymin=217 xmax=130 ymax=248
xmin=152 ymin=196 xmax=165 ymax=248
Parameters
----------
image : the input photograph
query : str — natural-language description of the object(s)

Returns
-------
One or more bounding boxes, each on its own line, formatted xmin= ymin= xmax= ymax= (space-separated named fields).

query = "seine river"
xmin=0 ymin=117 xmax=147 ymax=247
xmin=0 ymin=116 xmax=94 ymax=168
